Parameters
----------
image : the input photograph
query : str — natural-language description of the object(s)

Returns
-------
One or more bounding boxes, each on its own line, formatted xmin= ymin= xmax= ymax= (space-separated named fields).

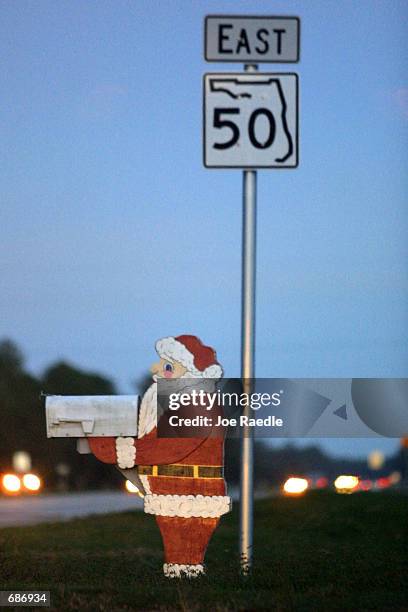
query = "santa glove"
xmin=116 ymin=437 xmax=136 ymax=469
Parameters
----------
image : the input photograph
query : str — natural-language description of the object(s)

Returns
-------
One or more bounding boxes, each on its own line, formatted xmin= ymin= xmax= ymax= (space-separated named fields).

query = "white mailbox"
xmin=45 ymin=395 xmax=138 ymax=438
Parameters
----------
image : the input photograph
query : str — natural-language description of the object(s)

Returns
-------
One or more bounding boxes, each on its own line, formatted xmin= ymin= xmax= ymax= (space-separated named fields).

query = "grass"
xmin=0 ymin=491 xmax=407 ymax=611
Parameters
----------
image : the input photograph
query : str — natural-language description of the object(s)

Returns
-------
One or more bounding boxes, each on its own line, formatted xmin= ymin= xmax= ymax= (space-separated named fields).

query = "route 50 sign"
xmin=203 ymin=73 xmax=298 ymax=168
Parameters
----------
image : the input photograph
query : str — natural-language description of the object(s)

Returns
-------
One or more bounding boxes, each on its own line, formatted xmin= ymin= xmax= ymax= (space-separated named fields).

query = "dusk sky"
xmin=1 ymin=1 xmax=407 ymax=458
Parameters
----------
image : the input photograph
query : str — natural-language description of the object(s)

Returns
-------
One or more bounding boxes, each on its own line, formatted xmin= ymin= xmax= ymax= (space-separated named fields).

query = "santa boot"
xmin=156 ymin=516 xmax=219 ymax=578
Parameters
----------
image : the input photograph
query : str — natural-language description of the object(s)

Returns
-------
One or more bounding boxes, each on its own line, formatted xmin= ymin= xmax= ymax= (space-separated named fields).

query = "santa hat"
xmin=155 ymin=335 xmax=223 ymax=379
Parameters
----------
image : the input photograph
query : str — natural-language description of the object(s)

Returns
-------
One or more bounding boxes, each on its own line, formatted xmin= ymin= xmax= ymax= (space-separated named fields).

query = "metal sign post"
xmin=240 ymin=64 xmax=257 ymax=572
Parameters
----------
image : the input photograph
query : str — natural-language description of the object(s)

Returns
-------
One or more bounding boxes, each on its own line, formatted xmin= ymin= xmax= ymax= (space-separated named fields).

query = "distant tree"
xmin=0 ymin=338 xmax=24 ymax=375
xmin=0 ymin=339 xmax=42 ymax=470
xmin=42 ymin=361 xmax=116 ymax=395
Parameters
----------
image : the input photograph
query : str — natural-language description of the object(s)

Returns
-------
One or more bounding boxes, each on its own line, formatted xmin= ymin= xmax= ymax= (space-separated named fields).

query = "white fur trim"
xmin=116 ymin=437 xmax=136 ymax=469
xmin=155 ymin=337 xmax=223 ymax=379
xmin=144 ymin=494 xmax=231 ymax=518
xmin=163 ymin=563 xmax=205 ymax=578
xmin=202 ymin=364 xmax=223 ymax=378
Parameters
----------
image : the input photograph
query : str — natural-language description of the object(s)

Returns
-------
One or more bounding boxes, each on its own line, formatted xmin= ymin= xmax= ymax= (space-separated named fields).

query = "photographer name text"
xmin=168 ymin=415 xmax=283 ymax=427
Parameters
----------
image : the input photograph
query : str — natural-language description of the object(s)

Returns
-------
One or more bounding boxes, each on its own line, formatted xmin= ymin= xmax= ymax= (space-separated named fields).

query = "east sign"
xmin=205 ymin=16 xmax=300 ymax=63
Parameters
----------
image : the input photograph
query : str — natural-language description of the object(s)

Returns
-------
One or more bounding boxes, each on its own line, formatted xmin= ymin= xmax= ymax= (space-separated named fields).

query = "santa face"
xmin=151 ymin=357 xmax=187 ymax=380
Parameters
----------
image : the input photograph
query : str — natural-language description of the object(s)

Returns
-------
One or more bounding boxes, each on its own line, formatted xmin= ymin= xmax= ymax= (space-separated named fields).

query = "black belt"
xmin=138 ymin=464 xmax=224 ymax=479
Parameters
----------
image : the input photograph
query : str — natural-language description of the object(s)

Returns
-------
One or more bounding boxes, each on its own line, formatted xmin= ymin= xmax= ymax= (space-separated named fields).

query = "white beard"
xmin=138 ymin=377 xmax=217 ymax=439
xmin=138 ymin=382 xmax=160 ymax=438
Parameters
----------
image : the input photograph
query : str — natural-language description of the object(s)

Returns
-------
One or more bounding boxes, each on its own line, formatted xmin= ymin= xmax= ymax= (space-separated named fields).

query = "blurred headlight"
xmin=2 ymin=474 xmax=21 ymax=493
xmin=22 ymin=474 xmax=41 ymax=492
xmin=283 ymin=477 xmax=308 ymax=495
xmin=334 ymin=475 xmax=359 ymax=493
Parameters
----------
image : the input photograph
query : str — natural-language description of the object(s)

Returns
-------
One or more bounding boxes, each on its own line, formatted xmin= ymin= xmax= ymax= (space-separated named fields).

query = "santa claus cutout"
xmin=89 ymin=335 xmax=231 ymax=578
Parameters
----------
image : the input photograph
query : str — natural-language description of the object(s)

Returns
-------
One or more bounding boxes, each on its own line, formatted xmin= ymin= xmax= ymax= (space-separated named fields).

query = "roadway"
xmin=0 ymin=491 xmax=143 ymax=528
